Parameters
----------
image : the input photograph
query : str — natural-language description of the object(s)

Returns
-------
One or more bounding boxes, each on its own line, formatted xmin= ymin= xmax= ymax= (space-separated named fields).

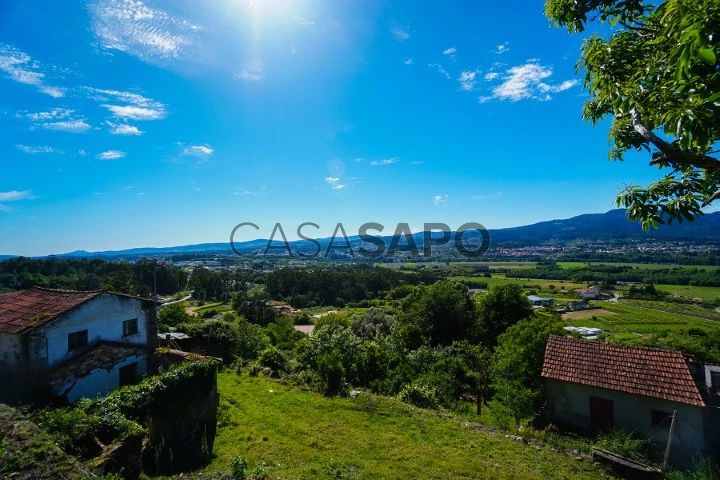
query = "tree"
xmin=401 ymin=281 xmax=478 ymax=346
xmin=475 ymin=285 xmax=534 ymax=348
xmin=546 ymin=0 xmax=720 ymax=229
xmin=158 ymin=302 xmax=193 ymax=327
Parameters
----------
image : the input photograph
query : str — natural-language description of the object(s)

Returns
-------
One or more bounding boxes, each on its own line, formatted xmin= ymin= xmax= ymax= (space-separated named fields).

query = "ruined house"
xmin=0 ymin=287 xmax=156 ymax=402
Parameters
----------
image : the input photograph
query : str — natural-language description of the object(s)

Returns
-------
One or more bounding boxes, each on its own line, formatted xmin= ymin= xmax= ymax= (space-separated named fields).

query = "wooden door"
xmin=589 ymin=396 xmax=614 ymax=432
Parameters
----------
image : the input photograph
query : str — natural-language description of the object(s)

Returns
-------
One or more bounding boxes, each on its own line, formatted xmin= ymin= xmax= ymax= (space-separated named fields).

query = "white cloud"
xmin=22 ymin=108 xmax=73 ymax=121
xmin=236 ymin=62 xmax=263 ymax=81
xmin=370 ymin=157 xmax=399 ymax=166
xmin=182 ymin=145 xmax=214 ymax=157
xmin=433 ymin=194 xmax=449 ymax=206
xmin=16 ymin=145 xmax=60 ymax=154
xmin=0 ymin=190 xmax=33 ymax=202
xmin=391 ymin=26 xmax=410 ymax=41
xmin=325 ymin=176 xmax=346 ymax=190
xmin=40 ymin=120 xmax=92 ymax=133
xmin=97 ymin=150 xmax=126 ymax=160
xmin=89 ymin=88 xmax=167 ymax=121
xmin=0 ymin=43 xmax=66 ymax=97
xmin=484 ymin=72 xmax=499 ymax=81
xmin=404 ymin=58 xmax=413 ymax=65
xmin=487 ymin=62 xmax=578 ymax=102
xmin=458 ymin=70 xmax=480 ymax=92
xmin=88 ymin=0 xmax=202 ymax=65
xmin=494 ymin=43 xmax=509 ymax=54
xmin=428 ymin=64 xmax=450 ymax=79
xmin=442 ymin=47 xmax=457 ymax=60
xmin=107 ymin=122 xmax=143 ymax=135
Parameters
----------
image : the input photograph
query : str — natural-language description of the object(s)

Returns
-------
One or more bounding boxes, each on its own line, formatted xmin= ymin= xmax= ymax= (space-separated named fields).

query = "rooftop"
xmin=542 ymin=335 xmax=704 ymax=407
xmin=0 ymin=287 xmax=101 ymax=334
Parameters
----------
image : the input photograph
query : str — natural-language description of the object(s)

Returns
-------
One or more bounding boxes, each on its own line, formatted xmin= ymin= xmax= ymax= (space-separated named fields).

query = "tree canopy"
xmin=546 ymin=0 xmax=720 ymax=229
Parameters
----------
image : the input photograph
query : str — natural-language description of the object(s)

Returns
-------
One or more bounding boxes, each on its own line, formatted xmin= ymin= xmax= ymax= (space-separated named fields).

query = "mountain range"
xmin=2 ymin=209 xmax=718 ymax=260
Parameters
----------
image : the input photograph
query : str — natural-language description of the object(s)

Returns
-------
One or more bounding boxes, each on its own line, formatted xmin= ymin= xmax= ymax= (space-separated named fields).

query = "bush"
xmin=231 ymin=455 xmax=248 ymax=479
xmin=317 ymin=351 xmax=345 ymax=394
xmin=398 ymin=382 xmax=440 ymax=409
xmin=595 ymin=429 xmax=648 ymax=460
xmin=258 ymin=346 xmax=287 ymax=372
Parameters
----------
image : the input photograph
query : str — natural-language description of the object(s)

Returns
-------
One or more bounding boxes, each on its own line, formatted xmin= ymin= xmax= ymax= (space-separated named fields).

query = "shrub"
xmin=398 ymin=382 xmax=440 ymax=409
xmin=317 ymin=351 xmax=345 ymax=394
xmin=595 ymin=429 xmax=648 ymax=460
xmin=258 ymin=346 xmax=287 ymax=372
xmin=231 ymin=455 xmax=248 ymax=480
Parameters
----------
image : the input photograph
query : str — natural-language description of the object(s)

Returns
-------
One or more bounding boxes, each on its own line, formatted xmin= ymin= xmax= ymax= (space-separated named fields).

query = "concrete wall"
xmin=39 ymin=293 xmax=149 ymax=368
xmin=546 ymin=379 xmax=706 ymax=461
xmin=63 ymin=353 xmax=147 ymax=403
xmin=0 ymin=333 xmax=23 ymax=370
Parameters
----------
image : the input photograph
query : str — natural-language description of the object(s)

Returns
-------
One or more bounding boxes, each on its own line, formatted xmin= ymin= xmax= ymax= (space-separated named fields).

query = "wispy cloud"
xmin=473 ymin=192 xmax=502 ymax=200
xmin=442 ymin=47 xmax=457 ymax=60
xmin=235 ymin=61 xmax=263 ymax=81
xmin=433 ymin=194 xmax=449 ymax=206
xmin=0 ymin=190 xmax=34 ymax=212
xmin=40 ymin=120 xmax=92 ymax=133
xmin=493 ymin=42 xmax=510 ymax=54
xmin=458 ymin=70 xmax=480 ymax=92
xmin=484 ymin=72 xmax=499 ymax=81
xmin=22 ymin=108 xmax=73 ymax=121
xmin=390 ymin=26 xmax=410 ymax=42
xmin=16 ymin=145 xmax=61 ymax=154
xmin=89 ymin=88 xmax=167 ymax=121
xmin=89 ymin=0 xmax=202 ymax=65
xmin=97 ymin=150 xmax=126 ymax=160
xmin=483 ymin=62 xmax=578 ymax=102
xmin=404 ymin=58 xmax=413 ymax=65
xmin=0 ymin=43 xmax=66 ymax=97
xmin=370 ymin=157 xmax=399 ymax=166
xmin=106 ymin=122 xmax=143 ymax=135
xmin=182 ymin=144 xmax=214 ymax=157
xmin=325 ymin=176 xmax=347 ymax=190
xmin=428 ymin=64 xmax=450 ymax=79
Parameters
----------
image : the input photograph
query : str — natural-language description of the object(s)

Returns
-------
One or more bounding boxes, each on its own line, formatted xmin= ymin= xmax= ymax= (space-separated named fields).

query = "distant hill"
xmin=3 ymin=209 xmax=719 ymax=259
xmin=489 ymin=209 xmax=720 ymax=244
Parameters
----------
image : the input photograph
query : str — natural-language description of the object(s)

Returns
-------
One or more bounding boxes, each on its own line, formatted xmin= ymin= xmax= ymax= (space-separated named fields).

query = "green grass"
xmin=654 ymin=284 xmax=720 ymax=301
xmin=206 ymin=372 xmax=608 ymax=480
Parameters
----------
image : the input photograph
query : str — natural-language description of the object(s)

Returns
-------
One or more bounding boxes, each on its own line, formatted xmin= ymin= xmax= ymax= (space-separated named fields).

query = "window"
xmin=122 ymin=318 xmax=139 ymax=336
xmin=119 ymin=362 xmax=138 ymax=386
xmin=651 ymin=409 xmax=672 ymax=427
xmin=67 ymin=330 xmax=88 ymax=351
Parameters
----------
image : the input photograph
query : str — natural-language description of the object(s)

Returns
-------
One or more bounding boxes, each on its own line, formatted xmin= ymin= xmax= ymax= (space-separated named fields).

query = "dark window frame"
xmin=122 ymin=318 xmax=139 ymax=337
xmin=650 ymin=409 xmax=672 ymax=427
xmin=67 ymin=329 xmax=88 ymax=351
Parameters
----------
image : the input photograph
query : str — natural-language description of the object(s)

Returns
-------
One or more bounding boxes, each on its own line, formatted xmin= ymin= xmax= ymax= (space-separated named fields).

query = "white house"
xmin=578 ymin=286 xmax=601 ymax=300
xmin=527 ymin=295 xmax=555 ymax=307
xmin=0 ymin=287 xmax=155 ymax=402
xmin=542 ymin=336 xmax=717 ymax=464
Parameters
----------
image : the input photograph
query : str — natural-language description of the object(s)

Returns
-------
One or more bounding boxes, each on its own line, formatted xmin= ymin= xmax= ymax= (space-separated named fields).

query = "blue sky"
xmin=0 ymin=0 xmax=675 ymax=256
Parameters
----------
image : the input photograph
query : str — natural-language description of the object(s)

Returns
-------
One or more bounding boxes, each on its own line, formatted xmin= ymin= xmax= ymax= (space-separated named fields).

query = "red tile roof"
xmin=0 ymin=287 xmax=101 ymax=334
xmin=542 ymin=335 xmax=704 ymax=407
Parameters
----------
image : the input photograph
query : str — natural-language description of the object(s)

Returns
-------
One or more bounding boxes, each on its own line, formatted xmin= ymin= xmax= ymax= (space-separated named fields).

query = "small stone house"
xmin=542 ymin=336 xmax=718 ymax=463
xmin=0 ymin=287 xmax=156 ymax=402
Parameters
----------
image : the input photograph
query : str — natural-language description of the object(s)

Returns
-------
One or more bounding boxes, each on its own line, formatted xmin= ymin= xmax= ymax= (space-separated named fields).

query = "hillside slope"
xmin=207 ymin=372 xmax=610 ymax=480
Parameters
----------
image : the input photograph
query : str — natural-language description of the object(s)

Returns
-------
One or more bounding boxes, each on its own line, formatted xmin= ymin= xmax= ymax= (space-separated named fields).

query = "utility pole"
xmin=662 ymin=410 xmax=677 ymax=474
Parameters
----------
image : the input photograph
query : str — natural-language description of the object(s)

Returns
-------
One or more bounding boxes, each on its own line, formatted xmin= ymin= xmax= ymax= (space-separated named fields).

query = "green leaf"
xmin=696 ymin=48 xmax=716 ymax=65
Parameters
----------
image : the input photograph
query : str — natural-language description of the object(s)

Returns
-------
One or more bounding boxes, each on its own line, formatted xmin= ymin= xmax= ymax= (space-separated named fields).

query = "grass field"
xmin=206 ymin=372 xmax=608 ymax=480
xmin=654 ymin=284 xmax=720 ymax=301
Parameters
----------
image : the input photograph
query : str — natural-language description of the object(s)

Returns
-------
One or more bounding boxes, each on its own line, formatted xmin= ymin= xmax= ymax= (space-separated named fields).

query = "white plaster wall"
xmin=61 ymin=353 xmax=147 ymax=402
xmin=546 ymin=379 xmax=706 ymax=456
xmin=39 ymin=293 xmax=149 ymax=367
